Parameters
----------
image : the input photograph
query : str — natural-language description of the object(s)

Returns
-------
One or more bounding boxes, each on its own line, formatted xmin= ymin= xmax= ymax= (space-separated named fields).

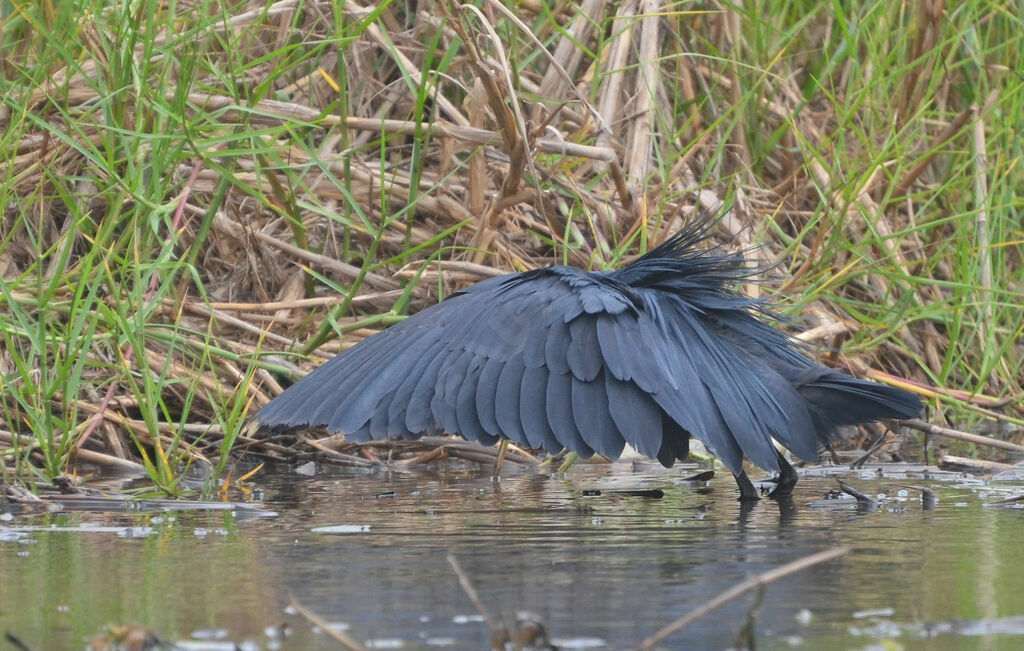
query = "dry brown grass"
xmin=1 ymin=0 xmax=1022 ymax=485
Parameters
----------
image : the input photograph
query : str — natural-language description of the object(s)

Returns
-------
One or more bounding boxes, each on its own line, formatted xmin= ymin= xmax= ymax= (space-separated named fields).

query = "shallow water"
xmin=2 ymin=463 xmax=1023 ymax=649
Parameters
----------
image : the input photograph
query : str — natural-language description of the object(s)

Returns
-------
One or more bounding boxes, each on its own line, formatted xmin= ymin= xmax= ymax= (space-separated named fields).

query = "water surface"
xmin=2 ymin=463 xmax=1023 ymax=649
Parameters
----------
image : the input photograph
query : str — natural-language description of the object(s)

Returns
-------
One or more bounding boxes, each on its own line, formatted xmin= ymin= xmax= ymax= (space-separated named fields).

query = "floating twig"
xmin=640 ymin=546 xmax=850 ymax=648
xmin=837 ymin=480 xmax=879 ymax=506
xmin=3 ymin=631 xmax=33 ymax=651
xmin=983 ymin=494 xmax=1024 ymax=508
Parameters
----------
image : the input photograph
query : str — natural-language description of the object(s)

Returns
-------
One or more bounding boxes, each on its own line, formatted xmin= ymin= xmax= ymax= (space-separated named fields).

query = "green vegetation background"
xmin=1 ymin=0 xmax=1021 ymax=492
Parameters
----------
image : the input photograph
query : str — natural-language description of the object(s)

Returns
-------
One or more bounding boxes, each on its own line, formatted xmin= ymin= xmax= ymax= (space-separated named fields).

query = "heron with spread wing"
xmin=255 ymin=217 xmax=922 ymax=500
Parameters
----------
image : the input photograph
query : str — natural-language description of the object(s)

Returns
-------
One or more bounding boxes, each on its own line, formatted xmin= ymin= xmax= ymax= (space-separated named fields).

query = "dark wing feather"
xmin=795 ymin=368 xmax=922 ymax=428
xmin=494 ymin=353 xmax=529 ymax=446
xmin=567 ymin=316 xmax=603 ymax=381
xmin=329 ymin=315 xmax=469 ymax=432
xmin=432 ymin=347 xmax=473 ymax=435
xmin=520 ymin=365 xmax=561 ymax=451
xmin=546 ymin=369 xmax=594 ymax=457
xmin=571 ymin=370 xmax=625 ymax=459
xmin=385 ymin=337 xmax=448 ymax=435
xmin=403 ymin=344 xmax=449 ymax=433
xmin=597 ymin=314 xmax=659 ymax=392
xmin=475 ymin=358 xmax=505 ymax=438
xmin=452 ymin=353 xmax=497 ymax=445
xmin=604 ymin=372 xmax=662 ymax=459
xmin=662 ymin=298 xmax=784 ymax=470
xmin=657 ymin=411 xmax=691 ymax=467
xmin=543 ymin=316 xmax=572 ymax=374
xmin=257 ymin=327 xmax=399 ymax=429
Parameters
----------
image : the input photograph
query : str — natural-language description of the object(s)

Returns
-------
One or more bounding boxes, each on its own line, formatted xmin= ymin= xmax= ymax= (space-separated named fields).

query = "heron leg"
xmin=768 ymin=451 xmax=799 ymax=498
xmin=734 ymin=471 xmax=760 ymax=501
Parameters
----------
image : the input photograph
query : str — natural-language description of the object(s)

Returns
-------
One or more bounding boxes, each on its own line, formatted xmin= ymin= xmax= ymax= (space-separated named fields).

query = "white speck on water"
xmin=424 ymin=637 xmax=456 ymax=646
xmin=794 ymin=609 xmax=813 ymax=625
xmin=551 ymin=637 xmax=608 ymax=648
xmin=311 ymin=524 xmax=372 ymax=534
xmin=452 ymin=614 xmax=486 ymax=624
xmin=264 ymin=626 xmax=282 ymax=638
xmin=191 ymin=628 xmax=229 ymax=640
xmin=852 ymin=607 xmax=895 ymax=619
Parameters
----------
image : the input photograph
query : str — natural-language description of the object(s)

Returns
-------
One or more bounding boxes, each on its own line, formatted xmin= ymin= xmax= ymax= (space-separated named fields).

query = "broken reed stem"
xmin=971 ymin=102 xmax=998 ymax=382
xmin=0 ymin=430 xmax=145 ymax=473
xmin=625 ymin=0 xmax=660 ymax=186
xmin=304 ymin=437 xmax=378 ymax=467
xmin=492 ymin=439 xmax=510 ymax=475
xmin=939 ymin=454 xmax=1017 ymax=472
xmin=902 ymin=419 xmax=1024 ymax=454
xmin=203 ymin=291 xmax=404 ymax=313
xmin=640 ymin=546 xmax=851 ymax=649
xmin=179 ymin=93 xmax=625 ymax=166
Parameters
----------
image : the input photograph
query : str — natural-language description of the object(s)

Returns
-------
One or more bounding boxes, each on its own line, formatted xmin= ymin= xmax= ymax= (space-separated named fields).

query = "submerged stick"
xmin=288 ymin=595 xmax=367 ymax=651
xmin=639 ymin=546 xmax=850 ymax=649
xmin=447 ymin=554 xmax=505 ymax=640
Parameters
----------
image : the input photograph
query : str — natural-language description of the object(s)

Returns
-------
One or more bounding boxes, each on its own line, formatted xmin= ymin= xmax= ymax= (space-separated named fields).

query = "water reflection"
xmin=1 ymin=464 xmax=1023 ymax=649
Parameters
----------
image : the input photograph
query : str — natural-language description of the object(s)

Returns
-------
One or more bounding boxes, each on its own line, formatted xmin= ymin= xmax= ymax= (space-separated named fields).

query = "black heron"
xmin=255 ymin=218 xmax=922 ymax=500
